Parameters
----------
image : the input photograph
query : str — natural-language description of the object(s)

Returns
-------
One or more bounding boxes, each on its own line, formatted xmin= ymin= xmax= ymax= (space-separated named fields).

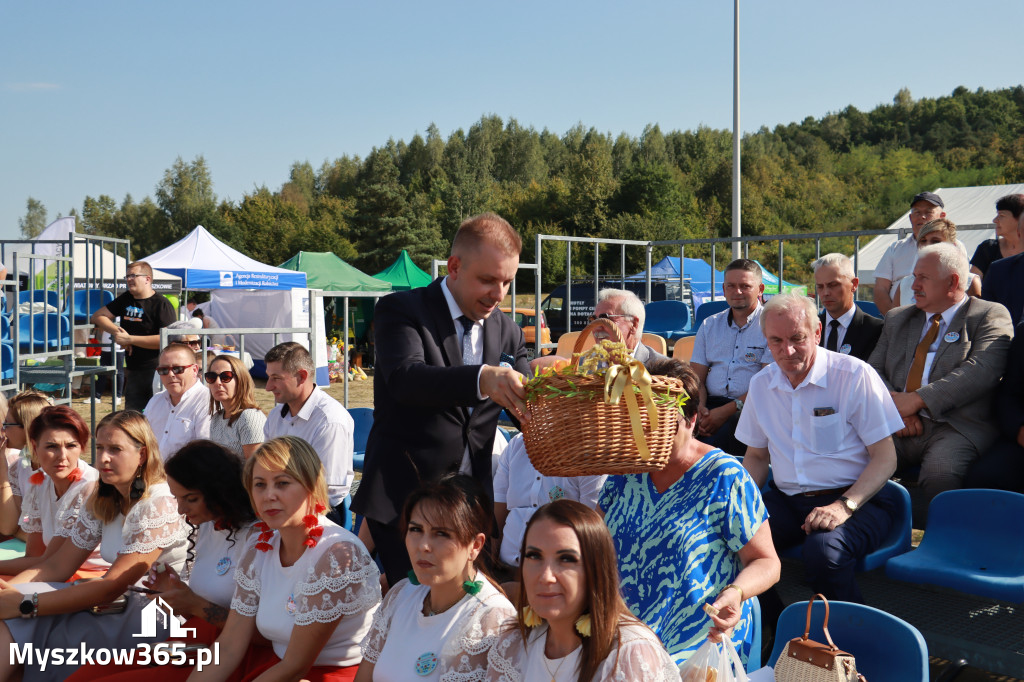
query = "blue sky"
xmin=1 ymin=0 xmax=1019 ymax=241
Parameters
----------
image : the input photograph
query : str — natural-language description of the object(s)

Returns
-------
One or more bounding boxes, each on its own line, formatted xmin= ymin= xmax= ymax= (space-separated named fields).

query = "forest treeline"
xmin=18 ymin=85 xmax=1024 ymax=288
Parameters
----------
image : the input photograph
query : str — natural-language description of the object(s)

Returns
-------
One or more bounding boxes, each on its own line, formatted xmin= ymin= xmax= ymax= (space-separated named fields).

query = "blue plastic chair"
xmin=886 ymin=489 xmax=1024 ymax=602
xmin=692 ymin=300 xmax=730 ymax=335
xmin=17 ymin=290 xmax=61 ymax=309
xmin=768 ymin=599 xmax=929 ymax=682
xmin=775 ymin=480 xmax=912 ymax=571
xmin=350 ymin=407 xmax=373 ymax=472
xmin=854 ymin=300 xmax=882 ymax=319
xmin=1 ymin=343 xmax=13 ymax=381
xmin=643 ymin=300 xmax=690 ymax=341
xmin=0 ymin=316 xmax=9 ymax=345
xmin=18 ymin=313 xmax=71 ymax=351
xmin=72 ymin=289 xmax=114 ymax=324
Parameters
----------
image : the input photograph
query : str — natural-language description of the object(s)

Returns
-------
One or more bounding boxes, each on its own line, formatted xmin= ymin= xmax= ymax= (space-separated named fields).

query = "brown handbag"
xmin=774 ymin=594 xmax=866 ymax=682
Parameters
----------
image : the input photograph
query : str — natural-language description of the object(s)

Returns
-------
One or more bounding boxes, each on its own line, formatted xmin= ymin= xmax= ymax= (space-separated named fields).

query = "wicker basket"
xmin=521 ymin=318 xmax=686 ymax=477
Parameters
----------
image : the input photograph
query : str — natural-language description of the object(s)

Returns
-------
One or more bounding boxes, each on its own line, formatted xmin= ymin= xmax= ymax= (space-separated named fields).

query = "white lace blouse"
xmin=18 ymin=461 xmax=109 ymax=572
xmin=361 ymin=577 xmax=515 ymax=681
xmin=486 ymin=621 xmax=679 ymax=682
xmin=56 ymin=480 xmax=188 ymax=573
xmin=230 ymin=520 xmax=381 ymax=667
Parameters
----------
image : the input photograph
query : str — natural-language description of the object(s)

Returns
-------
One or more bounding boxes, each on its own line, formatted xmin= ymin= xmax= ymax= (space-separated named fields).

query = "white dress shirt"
xmin=441 ymin=277 xmax=484 ymax=474
xmin=264 ymin=387 xmax=354 ymax=506
xmin=823 ymin=305 xmax=856 ymax=351
xmin=144 ymin=380 xmax=212 ymax=461
xmin=736 ymin=347 xmax=903 ymax=495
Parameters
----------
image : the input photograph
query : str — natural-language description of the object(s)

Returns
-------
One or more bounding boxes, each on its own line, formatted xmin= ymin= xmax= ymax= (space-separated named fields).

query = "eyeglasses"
xmin=124 ymin=273 xmax=149 ymax=280
xmin=205 ymin=371 xmax=235 ymax=384
xmin=186 ymin=340 xmax=202 ymax=348
xmin=1 ymin=422 xmax=21 ymax=429
xmin=156 ymin=365 xmax=195 ymax=376
xmin=588 ymin=313 xmax=634 ymax=323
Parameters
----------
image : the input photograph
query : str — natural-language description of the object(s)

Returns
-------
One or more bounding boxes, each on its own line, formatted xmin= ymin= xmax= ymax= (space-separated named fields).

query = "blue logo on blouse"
xmin=215 ymin=557 xmax=232 ymax=576
xmin=415 ymin=652 xmax=438 ymax=676
xmin=548 ymin=486 xmax=565 ymax=502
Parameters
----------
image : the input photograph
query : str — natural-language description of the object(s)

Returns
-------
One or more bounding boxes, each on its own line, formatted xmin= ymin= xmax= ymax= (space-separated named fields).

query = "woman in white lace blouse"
xmin=0 ymin=410 xmax=189 ymax=682
xmin=187 ymin=436 xmax=381 ymax=682
xmin=356 ymin=474 xmax=515 ymax=682
xmin=486 ymin=500 xmax=678 ymax=682
xmin=205 ymin=354 xmax=266 ymax=459
xmin=0 ymin=390 xmax=52 ymax=538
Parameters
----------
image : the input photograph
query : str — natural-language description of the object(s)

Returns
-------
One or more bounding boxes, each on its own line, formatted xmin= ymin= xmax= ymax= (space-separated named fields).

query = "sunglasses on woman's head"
xmin=205 ymin=371 xmax=235 ymax=384
xmin=156 ymin=365 xmax=194 ymax=376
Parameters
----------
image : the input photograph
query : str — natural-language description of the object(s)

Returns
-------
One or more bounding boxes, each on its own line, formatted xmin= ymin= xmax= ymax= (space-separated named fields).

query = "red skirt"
xmin=236 ymin=644 xmax=357 ymax=682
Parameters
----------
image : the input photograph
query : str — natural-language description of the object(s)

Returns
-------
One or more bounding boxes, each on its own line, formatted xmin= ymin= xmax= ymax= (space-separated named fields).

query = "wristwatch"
xmin=734 ymin=399 xmax=744 ymax=413
xmin=838 ymin=495 xmax=858 ymax=514
xmin=18 ymin=593 xmax=38 ymax=619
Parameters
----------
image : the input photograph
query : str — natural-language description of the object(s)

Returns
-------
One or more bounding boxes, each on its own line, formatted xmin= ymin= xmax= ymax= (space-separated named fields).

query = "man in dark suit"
xmin=813 ymin=253 xmax=883 ymax=362
xmin=353 ymin=213 xmax=530 ymax=585
xmin=981 ymin=210 xmax=1024 ymax=327
xmin=868 ymin=243 xmax=1013 ymax=523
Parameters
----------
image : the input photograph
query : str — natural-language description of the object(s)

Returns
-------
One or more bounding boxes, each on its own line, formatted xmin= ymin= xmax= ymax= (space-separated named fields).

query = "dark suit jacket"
xmin=818 ymin=306 xmax=883 ymax=362
xmin=996 ymin=320 xmax=1024 ymax=442
xmin=352 ymin=278 xmax=529 ymax=527
xmin=981 ymin=251 xmax=1024 ymax=327
xmin=867 ymin=298 xmax=1013 ymax=448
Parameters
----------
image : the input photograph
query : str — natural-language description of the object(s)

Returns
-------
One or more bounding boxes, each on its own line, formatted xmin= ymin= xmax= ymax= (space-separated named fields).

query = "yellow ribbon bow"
xmin=604 ymin=361 xmax=660 ymax=460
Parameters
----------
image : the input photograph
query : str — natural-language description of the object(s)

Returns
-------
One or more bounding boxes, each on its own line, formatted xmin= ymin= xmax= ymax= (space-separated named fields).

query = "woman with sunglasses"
xmin=0 ymin=411 xmax=188 ymax=681
xmin=206 ymin=354 xmax=266 ymax=459
xmin=0 ymin=407 xmax=107 ymax=580
xmin=0 ymin=391 xmax=53 ymax=538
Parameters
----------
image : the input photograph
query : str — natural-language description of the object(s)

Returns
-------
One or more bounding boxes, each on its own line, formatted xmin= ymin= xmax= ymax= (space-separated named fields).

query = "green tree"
xmin=154 ymin=155 xmax=219 ymax=242
xmin=352 ymin=147 xmax=415 ymax=273
xmin=18 ymin=197 xmax=47 ymax=239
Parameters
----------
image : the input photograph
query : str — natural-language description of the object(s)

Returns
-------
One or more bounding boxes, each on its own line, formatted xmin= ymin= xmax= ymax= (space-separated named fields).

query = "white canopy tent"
xmin=856 ymin=183 xmax=1024 ymax=282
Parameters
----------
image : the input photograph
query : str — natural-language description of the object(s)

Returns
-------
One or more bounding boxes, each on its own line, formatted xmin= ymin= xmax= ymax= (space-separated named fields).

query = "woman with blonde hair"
xmin=0 ymin=410 xmax=188 ymax=681
xmin=187 ymin=436 xmax=380 ymax=681
xmin=205 ymin=354 xmax=266 ymax=458
xmin=487 ymin=500 xmax=677 ymax=682
xmin=0 ymin=390 xmax=53 ymax=537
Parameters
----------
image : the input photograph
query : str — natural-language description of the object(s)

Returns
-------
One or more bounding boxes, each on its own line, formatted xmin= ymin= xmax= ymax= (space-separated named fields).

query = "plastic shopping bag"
xmin=678 ymin=637 xmax=750 ymax=682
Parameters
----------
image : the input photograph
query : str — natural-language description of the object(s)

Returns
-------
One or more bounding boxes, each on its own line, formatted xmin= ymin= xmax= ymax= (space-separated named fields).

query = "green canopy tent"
xmin=278 ymin=251 xmax=391 ymax=343
xmin=373 ymin=249 xmax=432 ymax=291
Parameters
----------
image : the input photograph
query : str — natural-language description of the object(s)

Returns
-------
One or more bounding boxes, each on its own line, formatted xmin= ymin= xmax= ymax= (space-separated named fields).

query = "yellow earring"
xmin=575 ymin=613 xmax=592 ymax=637
xmin=522 ymin=605 xmax=543 ymax=628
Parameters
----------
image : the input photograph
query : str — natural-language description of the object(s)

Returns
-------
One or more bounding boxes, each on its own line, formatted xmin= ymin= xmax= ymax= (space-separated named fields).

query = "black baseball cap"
xmin=911 ymin=191 xmax=944 ymax=208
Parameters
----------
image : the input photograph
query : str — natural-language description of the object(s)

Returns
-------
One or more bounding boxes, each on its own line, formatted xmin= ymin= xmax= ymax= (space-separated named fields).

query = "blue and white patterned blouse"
xmin=600 ymin=449 xmax=767 ymax=666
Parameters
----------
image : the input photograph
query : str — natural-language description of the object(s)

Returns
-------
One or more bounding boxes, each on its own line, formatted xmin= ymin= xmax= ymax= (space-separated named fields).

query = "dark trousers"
xmin=366 ymin=518 xmax=412 ymax=587
xmin=94 ymin=351 xmax=125 ymax=397
xmin=697 ymin=395 xmax=745 ymax=457
xmin=123 ymin=367 xmax=155 ymax=412
xmin=964 ymin=438 xmax=1024 ymax=493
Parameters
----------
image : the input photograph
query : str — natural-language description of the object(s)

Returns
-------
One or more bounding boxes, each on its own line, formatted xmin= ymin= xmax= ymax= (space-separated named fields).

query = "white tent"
xmin=856 ymin=183 xmax=1024 ymax=282
xmin=142 ymin=225 xmax=306 ymax=290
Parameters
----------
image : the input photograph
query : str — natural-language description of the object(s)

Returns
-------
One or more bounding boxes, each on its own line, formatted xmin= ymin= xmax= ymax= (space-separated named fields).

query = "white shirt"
xmin=913 ymin=295 xmax=969 ymax=392
xmin=231 ymin=522 xmax=380 ymax=667
xmin=264 ymin=387 xmax=354 ymax=505
xmin=691 ymin=304 xmax=772 ymax=398
xmin=144 ymin=380 xmax=212 ymax=461
xmin=188 ymin=521 xmax=255 ymax=608
xmin=736 ymin=347 xmax=903 ymax=495
xmin=493 ymin=434 xmax=606 ymax=566
xmin=823 ymin=305 xmax=856 ymax=351
xmin=362 ymin=577 xmax=514 ymax=681
xmin=876 ymin=233 xmax=968 ymax=297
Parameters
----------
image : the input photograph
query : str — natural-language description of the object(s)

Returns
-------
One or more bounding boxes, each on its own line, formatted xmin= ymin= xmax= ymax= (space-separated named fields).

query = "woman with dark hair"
xmin=67 ymin=439 xmax=258 ymax=681
xmin=356 ymin=474 xmax=515 ymax=681
xmin=487 ymin=500 xmax=677 ymax=681
xmin=600 ymin=359 xmax=779 ymax=667
xmin=0 ymin=406 xmax=107 ymax=578
xmin=188 ymin=436 xmax=380 ymax=682
xmin=0 ymin=410 xmax=188 ymax=681
xmin=971 ymin=193 xmax=1024 ymax=279
xmin=0 ymin=390 xmax=52 ymax=537
xmin=206 ymin=354 xmax=266 ymax=459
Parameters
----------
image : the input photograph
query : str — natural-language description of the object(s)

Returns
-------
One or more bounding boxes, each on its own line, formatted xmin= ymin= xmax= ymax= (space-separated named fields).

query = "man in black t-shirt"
xmin=91 ymin=261 xmax=176 ymax=410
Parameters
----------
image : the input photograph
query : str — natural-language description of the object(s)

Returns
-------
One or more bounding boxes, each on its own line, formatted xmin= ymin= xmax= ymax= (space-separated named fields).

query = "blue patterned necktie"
xmin=458 ymin=315 xmax=475 ymax=365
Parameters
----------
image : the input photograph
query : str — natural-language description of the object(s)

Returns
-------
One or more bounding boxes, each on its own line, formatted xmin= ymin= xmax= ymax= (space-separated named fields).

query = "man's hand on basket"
xmin=481 ymin=365 xmax=530 ymax=422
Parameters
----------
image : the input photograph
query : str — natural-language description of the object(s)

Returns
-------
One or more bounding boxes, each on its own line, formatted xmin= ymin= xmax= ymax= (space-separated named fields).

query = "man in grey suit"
xmin=868 ymin=243 xmax=1013 ymax=522
xmin=589 ymin=288 xmax=668 ymax=368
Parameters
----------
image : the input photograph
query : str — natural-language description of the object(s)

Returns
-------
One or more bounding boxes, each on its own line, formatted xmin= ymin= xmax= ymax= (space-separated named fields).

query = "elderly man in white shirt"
xmin=144 ymin=343 xmax=212 ymax=460
xmin=736 ymin=293 xmax=904 ymax=623
xmin=263 ymin=342 xmax=354 ymax=521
